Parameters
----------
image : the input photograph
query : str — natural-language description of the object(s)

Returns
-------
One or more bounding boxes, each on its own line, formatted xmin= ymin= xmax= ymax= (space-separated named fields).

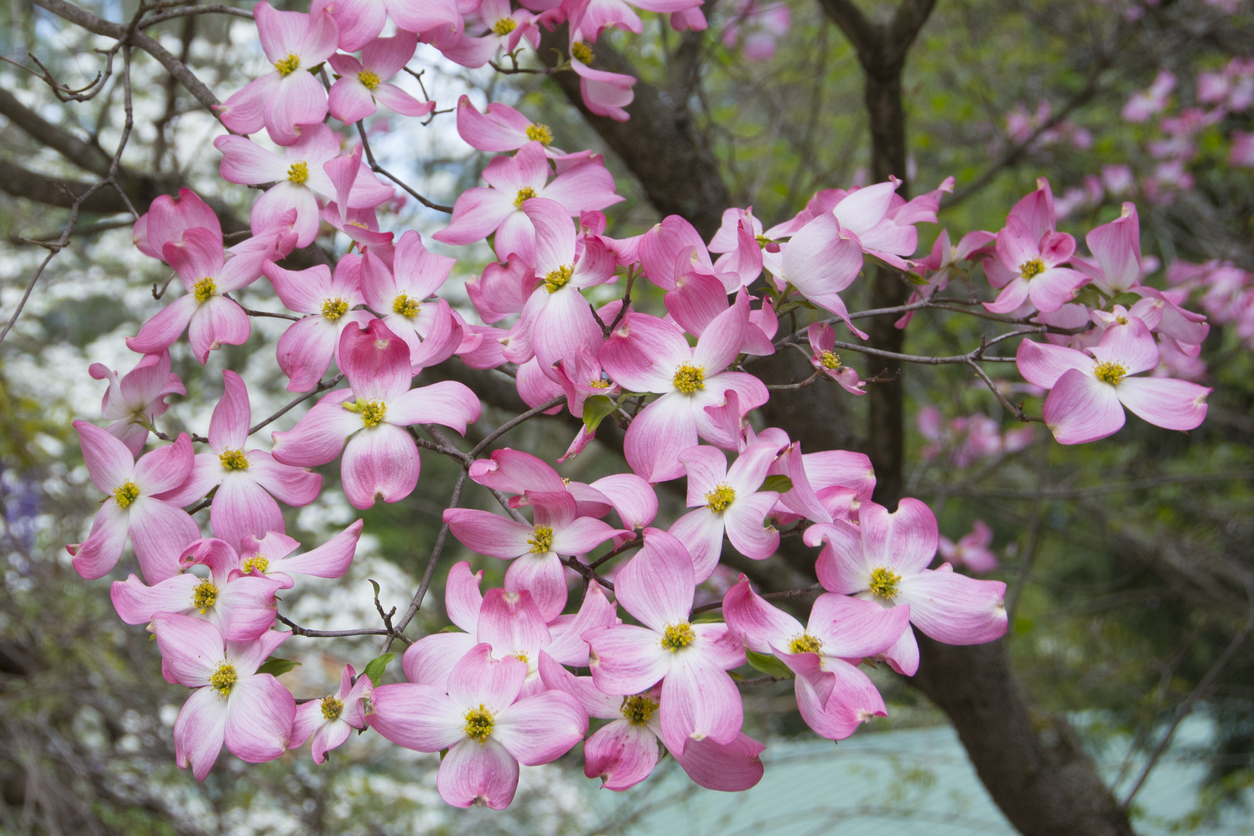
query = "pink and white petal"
xmin=110 ymin=572 xmax=198 ymax=625
xmin=1027 ymin=267 xmax=1088 ymax=313
xmin=623 ymin=395 xmax=697 ymax=483
xmin=674 ymin=731 xmax=765 ymax=791
xmin=447 ymin=644 xmax=527 ymax=713
xmin=215 ymin=135 xmax=288 ymax=185
xmin=328 ymin=77 xmax=377 ymax=125
xmin=126 ymin=295 xmax=197 ymax=356
xmin=1015 ymin=338 xmax=1093 ymax=389
xmin=1042 ymin=369 xmax=1126 ymax=445
xmin=432 ymin=188 xmax=515 ymax=247
xmin=476 ymin=588 xmax=550 ymax=661
xmin=270 ymin=390 xmax=360 ymax=467
xmin=68 ymin=502 xmax=130 ymax=580
xmin=545 ymin=583 xmax=615 ymax=666
xmin=338 ymin=318 xmax=412 ymax=402
xmin=898 ymin=570 xmax=1008 ymax=645
xmin=251 ymin=183 xmax=319 ymax=248
xmin=722 ymin=576 xmax=803 ymax=654
xmin=880 ymin=624 xmax=920 ymax=676
xmin=188 ymin=297 xmax=250 ymax=364
xmin=173 ymin=687 xmax=228 ymax=781
xmin=983 ymin=278 xmax=1032 ymax=315
xmin=793 ymin=659 xmax=885 ymax=740
xmin=289 ymin=700 xmax=327 ymax=750
xmin=691 ymin=622 xmax=747 ymax=670
xmin=614 ymin=528 xmax=695 ymax=631
xmin=443 ymin=509 xmax=532 ymax=558
xmin=589 ymin=473 xmax=657 ymax=531
xmin=74 ymin=420 xmax=135 ymax=493
xmin=374 ymin=83 xmax=434 ymax=118
xmin=248 ymin=451 xmax=321 ymax=506
xmin=781 ymin=213 xmax=863 ymax=297
xmin=806 ymin=521 xmax=870 ymax=594
xmin=218 ymin=74 xmax=277 ymax=136
xmin=212 ymin=577 xmax=281 ymax=641
xmin=691 ymin=292 xmax=749 ymax=373
xmin=151 ymin=612 xmax=223 ymax=686
xmin=366 ymin=683 xmax=464 ymax=751
xmin=659 ymin=657 xmax=742 ymax=754
xmin=677 ymin=445 xmax=728 ymax=504
xmin=725 ymin=439 xmax=784 ymax=496
xmin=133 ymin=432 xmax=194 ymax=496
xmin=211 ymin=477 xmax=286 ymax=550
xmin=550 ymin=516 xmax=621 ymax=557
xmin=858 ymin=497 xmax=938 ymax=576
xmin=493 ymin=690 xmax=588 ymax=765
xmin=400 ymin=631 xmax=477 ymax=690
xmin=340 ymin=424 xmax=419 ymax=509
xmin=127 ymin=497 xmax=202 ymax=584
xmin=275 ymin=519 xmax=362 ymax=578
xmin=808 ymin=592 xmax=912 ymax=659
xmin=387 ymin=381 xmax=481 ymax=433
xmin=1116 ymin=377 xmax=1210 ymax=432
xmin=209 ymin=371 xmax=252 ymax=452
xmin=224 ymin=674 xmax=295 ymax=762
xmin=667 ymin=509 xmax=725 ymax=583
xmin=322 ymin=0 xmax=385 ymax=51
xmin=584 ymin=720 xmax=659 ymax=790
xmin=310 ymin=719 xmax=353 ymax=764
xmin=436 ymin=738 xmax=520 ymax=810
xmin=600 ymin=312 xmax=693 ymax=393
xmin=586 ymin=625 xmax=672 ymax=696
xmin=503 ymin=551 xmax=568 ymax=621
xmin=1091 ymin=320 xmax=1159 ymax=375
xmin=723 ymin=491 xmax=779 ymax=560
xmin=264 ymin=72 xmax=328 ymax=146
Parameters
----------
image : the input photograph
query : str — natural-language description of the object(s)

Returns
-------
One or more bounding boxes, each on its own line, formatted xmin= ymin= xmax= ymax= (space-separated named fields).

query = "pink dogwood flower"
xmin=669 ymin=440 xmax=784 ymax=581
xmin=67 ymin=423 xmax=200 ymax=583
xmin=216 ymin=124 xmax=394 ymax=247
xmin=290 ymin=664 xmax=372 ymax=763
xmin=327 ymin=33 xmax=434 ymax=124
xmin=152 ymin=614 xmax=295 ymax=781
xmin=569 ymin=42 xmax=636 ymax=122
xmin=218 ymin=2 xmax=339 ymax=146
xmin=538 ymin=653 xmax=765 ymax=791
xmin=600 ymin=304 xmax=768 ymax=482
xmin=456 ymin=95 xmax=567 ymax=156
xmin=983 ymin=217 xmax=1089 ymax=315
xmin=237 ymin=520 xmax=364 ymax=589
xmin=770 ymin=212 xmax=867 ymax=338
xmin=444 ymin=491 xmax=626 ymax=620
xmin=805 ymin=499 xmax=1008 ymax=676
xmin=133 ymin=188 xmax=221 ymax=262
xmin=271 ymin=319 xmax=481 ymax=508
xmin=1016 ymin=321 xmax=1211 ymax=444
xmin=583 ymin=528 xmax=746 ymax=756
xmin=126 ymin=228 xmax=272 ymax=364
xmin=161 ymin=371 xmax=321 ymax=549
xmin=360 ymin=231 xmax=457 ymax=364
xmin=807 ymin=322 xmax=866 ymax=394
xmin=433 ymin=141 xmax=622 ymax=263
xmin=309 ymin=0 xmax=461 ymax=53
xmin=263 ymin=257 xmax=374 ymax=392
xmin=367 ymin=643 xmax=587 ymax=809
xmin=88 ymin=350 xmax=185 ymax=456
xmin=938 ymin=520 xmax=999 ymax=573
xmin=437 ymin=0 xmax=541 ymax=68
xmin=724 ymin=578 xmax=910 ymax=739
xmin=111 ymin=537 xmax=283 ymax=640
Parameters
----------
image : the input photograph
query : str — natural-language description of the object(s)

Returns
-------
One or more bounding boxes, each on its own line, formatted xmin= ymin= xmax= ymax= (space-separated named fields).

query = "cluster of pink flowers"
xmin=63 ymin=0 xmax=1226 ymax=810
xmin=917 ymin=407 xmax=1035 ymax=468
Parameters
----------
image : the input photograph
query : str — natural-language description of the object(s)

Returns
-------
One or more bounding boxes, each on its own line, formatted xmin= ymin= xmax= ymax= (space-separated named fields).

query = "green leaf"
xmin=257 ymin=657 xmax=300 ymax=677
xmin=745 ymin=650 xmax=794 ymax=679
xmin=439 ymin=625 xmax=465 ymax=633
xmin=582 ymin=395 xmax=617 ymax=432
xmin=1112 ymin=292 xmax=1141 ymax=308
xmin=1072 ymin=286 xmax=1106 ymax=311
xmin=363 ymin=652 xmax=396 ymax=686
xmin=906 ymin=271 xmax=930 ymax=286
xmin=368 ymin=579 xmax=381 ymax=599
xmin=691 ymin=612 xmax=725 ymax=624
xmin=761 ymin=474 xmax=793 ymax=494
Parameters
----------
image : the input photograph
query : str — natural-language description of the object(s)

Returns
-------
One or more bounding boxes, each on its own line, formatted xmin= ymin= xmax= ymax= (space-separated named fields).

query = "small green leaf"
xmin=368 ymin=579 xmax=381 ymax=599
xmin=257 ymin=657 xmax=300 ymax=677
xmin=1112 ymin=292 xmax=1141 ymax=308
xmin=906 ymin=271 xmax=930 ymax=286
xmin=439 ymin=625 xmax=465 ymax=633
xmin=1072 ymin=286 xmax=1106 ymax=311
xmin=745 ymin=649 xmax=795 ymax=679
xmin=363 ymin=652 xmax=396 ymax=686
xmin=582 ymin=395 xmax=617 ymax=432
xmin=761 ymin=475 xmax=793 ymax=494
xmin=691 ymin=612 xmax=725 ymax=624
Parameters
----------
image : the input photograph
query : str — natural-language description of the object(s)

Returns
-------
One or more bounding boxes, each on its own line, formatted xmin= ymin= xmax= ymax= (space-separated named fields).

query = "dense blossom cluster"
xmin=65 ymin=0 xmax=1221 ymax=809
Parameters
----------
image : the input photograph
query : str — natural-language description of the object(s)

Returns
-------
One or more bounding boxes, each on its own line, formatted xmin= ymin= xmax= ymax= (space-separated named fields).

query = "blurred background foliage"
xmin=1 ymin=0 xmax=1253 ymax=832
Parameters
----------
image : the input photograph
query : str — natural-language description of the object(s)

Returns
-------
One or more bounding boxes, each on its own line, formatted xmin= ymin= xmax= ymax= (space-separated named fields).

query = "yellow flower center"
xmin=192 ymin=277 xmax=216 ymax=303
xmin=820 ymin=350 xmax=841 ymax=370
xmin=273 ymin=53 xmax=300 ymax=76
xmin=113 ymin=480 xmax=141 ymax=509
xmin=287 ymin=161 xmax=309 ymax=185
xmin=392 ymin=293 xmax=420 ymax=319
xmin=513 ymin=651 xmax=529 ymax=664
xmin=755 ymin=234 xmax=773 ymax=247
xmin=572 ymin=41 xmax=594 ymax=64
xmin=705 ymin=483 xmax=736 ymax=513
xmin=621 ymin=694 xmax=659 ymax=725
xmin=357 ymin=69 xmax=380 ymax=90
xmin=514 ymin=186 xmax=537 ymax=209
xmin=191 ymin=579 xmax=218 ymax=614
xmin=1094 ymin=360 xmax=1127 ymax=385
xmin=526 ymin=124 xmax=553 ymax=145
xmin=492 ymin=17 xmax=517 ymax=35
xmin=868 ymin=566 xmax=902 ymax=600
xmin=463 ymin=704 xmax=494 ymax=742
xmin=544 ymin=265 xmax=574 ymax=293
xmin=588 ymin=378 xmax=611 ymax=389
xmin=209 ymin=662 xmax=236 ymax=697
xmin=527 ymin=525 xmax=553 ymax=554
xmin=1019 ymin=259 xmax=1046 ymax=280
xmin=789 ymin=633 xmax=823 ymax=655
xmin=241 ymin=555 xmax=269 ymax=574
xmin=219 ymin=448 xmax=250 ymax=471
xmin=322 ymin=297 xmax=349 ymax=320
xmin=661 ymin=622 xmax=696 ymax=652
xmin=342 ymin=397 xmax=387 ymax=428
xmin=321 ymin=695 xmax=344 ymax=721
xmin=672 ymin=363 xmax=706 ymax=394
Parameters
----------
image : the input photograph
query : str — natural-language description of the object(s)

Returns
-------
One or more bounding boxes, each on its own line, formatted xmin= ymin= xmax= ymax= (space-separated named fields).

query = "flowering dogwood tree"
xmin=2 ymin=0 xmax=1253 ymax=832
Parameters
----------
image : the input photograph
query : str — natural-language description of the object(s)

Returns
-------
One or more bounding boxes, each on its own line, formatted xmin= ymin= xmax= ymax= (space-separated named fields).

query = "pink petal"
xmin=586 ymin=624 xmax=672 ymax=696
xmin=1116 ymin=376 xmax=1210 ymax=432
xmin=722 ymin=576 xmax=804 ymax=653
xmin=209 ymin=371 xmax=251 ymax=452
xmin=659 ymin=655 xmax=742 ymax=754
xmin=127 ymin=496 xmax=202 ymax=584
xmin=808 ymin=592 xmax=911 ymax=659
xmin=151 ymin=612 xmax=223 ymax=686
xmin=1043 ymin=369 xmax=1126 ymax=444
xmin=247 ymin=451 xmax=321 ymax=506
xmin=792 ymin=658 xmax=885 ymax=740
xmin=68 ymin=501 xmax=130 ymax=580
xmin=476 ymin=588 xmax=550 ymax=661
xmin=723 ymin=491 xmax=779 ymax=560
xmin=400 ymin=631 xmax=477 ymax=690
xmin=674 ymin=731 xmax=765 ymax=791
xmin=74 ymin=420 xmax=134 ymax=493
xmin=807 ymin=520 xmax=868 ymax=594
xmin=1015 ymin=338 xmax=1092 ymax=388
xmin=387 ymin=381 xmax=481 ymax=433
xmin=173 ymin=687 xmax=228 ymax=781
xmin=338 ymin=318 xmax=412 ymax=402
xmin=584 ymin=720 xmax=659 ymax=790
xmin=188 ymin=297 xmax=250 ymax=364
xmin=623 ymin=394 xmax=697 ymax=483
xmin=445 ymin=561 xmax=484 ymax=633
xmin=443 ymin=509 xmax=532 ymax=558
xmin=367 ymin=682 xmax=464 ymax=750
xmin=274 ymin=519 xmax=362 ymax=578
xmin=437 ymin=738 xmax=520 ymax=810
xmin=224 ymin=674 xmax=295 ymax=762
xmin=504 ymin=551 xmax=568 ymax=621
xmin=899 ymin=570 xmax=1007 ymax=644
xmin=447 ymin=643 xmax=527 ymax=712
xmin=493 ymin=690 xmax=588 ymax=765
xmin=211 ymin=477 xmax=285 ymax=552
xmin=667 ymin=508 xmax=725 ymax=582
xmin=126 ymin=295 xmax=197 ymax=356
xmin=270 ymin=390 xmax=361 ymax=467
xmin=340 ymin=423 xmax=419 ymax=509
xmin=614 ymin=528 xmax=695 ymax=631
xmin=858 ymin=497 xmax=938 ymax=576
